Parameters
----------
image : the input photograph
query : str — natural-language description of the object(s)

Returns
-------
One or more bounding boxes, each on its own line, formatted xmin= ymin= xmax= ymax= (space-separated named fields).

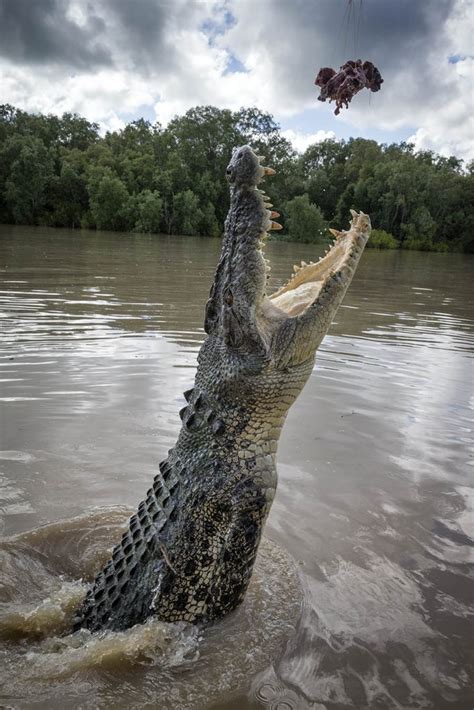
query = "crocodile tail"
xmin=72 ymin=458 xmax=182 ymax=632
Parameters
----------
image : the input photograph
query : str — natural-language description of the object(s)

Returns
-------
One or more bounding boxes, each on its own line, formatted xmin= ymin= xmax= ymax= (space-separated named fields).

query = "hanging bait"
xmin=315 ymin=59 xmax=383 ymax=115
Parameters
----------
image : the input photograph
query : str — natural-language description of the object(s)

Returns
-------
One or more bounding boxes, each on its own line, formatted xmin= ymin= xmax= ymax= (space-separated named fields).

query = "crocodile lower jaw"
xmin=267 ymin=211 xmax=370 ymax=317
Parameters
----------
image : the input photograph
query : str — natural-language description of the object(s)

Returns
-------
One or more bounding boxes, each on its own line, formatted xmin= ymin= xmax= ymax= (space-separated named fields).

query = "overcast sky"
xmin=0 ymin=0 xmax=472 ymax=160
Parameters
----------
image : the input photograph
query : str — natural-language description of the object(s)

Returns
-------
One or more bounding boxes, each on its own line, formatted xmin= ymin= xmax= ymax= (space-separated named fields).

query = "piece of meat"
xmin=315 ymin=59 xmax=383 ymax=115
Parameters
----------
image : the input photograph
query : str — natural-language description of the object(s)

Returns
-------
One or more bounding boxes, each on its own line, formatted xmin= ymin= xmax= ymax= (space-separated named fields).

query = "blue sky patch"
xmin=279 ymin=106 xmax=417 ymax=146
xmin=201 ymin=7 xmax=236 ymax=46
xmin=224 ymin=52 xmax=247 ymax=75
xmin=448 ymin=54 xmax=465 ymax=63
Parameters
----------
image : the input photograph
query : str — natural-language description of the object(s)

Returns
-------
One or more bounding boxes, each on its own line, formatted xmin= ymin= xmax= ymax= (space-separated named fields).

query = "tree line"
xmin=0 ymin=104 xmax=472 ymax=252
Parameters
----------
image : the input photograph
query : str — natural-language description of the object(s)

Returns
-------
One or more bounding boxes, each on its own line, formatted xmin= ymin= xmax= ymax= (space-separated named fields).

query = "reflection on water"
xmin=1 ymin=225 xmax=473 ymax=709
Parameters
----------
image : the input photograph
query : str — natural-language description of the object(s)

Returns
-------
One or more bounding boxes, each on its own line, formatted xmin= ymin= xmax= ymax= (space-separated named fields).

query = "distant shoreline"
xmin=2 ymin=222 xmax=472 ymax=255
xmin=1 ymin=103 xmax=472 ymax=254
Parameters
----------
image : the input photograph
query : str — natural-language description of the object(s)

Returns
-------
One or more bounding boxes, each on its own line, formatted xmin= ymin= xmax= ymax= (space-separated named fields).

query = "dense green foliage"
xmin=283 ymin=194 xmax=327 ymax=243
xmin=0 ymin=104 xmax=472 ymax=252
xmin=366 ymin=229 xmax=399 ymax=249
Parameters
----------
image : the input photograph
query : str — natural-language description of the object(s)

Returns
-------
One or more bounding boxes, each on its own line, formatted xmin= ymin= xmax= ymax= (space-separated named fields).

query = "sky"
xmin=0 ymin=0 xmax=472 ymax=161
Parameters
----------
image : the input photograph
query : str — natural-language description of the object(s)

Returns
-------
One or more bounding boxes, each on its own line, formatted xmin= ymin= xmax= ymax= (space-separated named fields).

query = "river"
xmin=0 ymin=225 xmax=473 ymax=709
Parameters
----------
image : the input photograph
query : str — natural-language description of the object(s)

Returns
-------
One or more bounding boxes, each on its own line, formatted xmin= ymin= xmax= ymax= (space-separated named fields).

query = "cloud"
xmin=407 ymin=57 xmax=474 ymax=162
xmin=0 ymin=0 xmax=471 ymax=160
xmin=0 ymin=0 xmax=111 ymax=68
xmin=281 ymin=129 xmax=336 ymax=153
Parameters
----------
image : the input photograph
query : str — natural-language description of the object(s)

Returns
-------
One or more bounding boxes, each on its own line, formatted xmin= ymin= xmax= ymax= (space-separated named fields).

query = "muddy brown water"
xmin=0 ymin=225 xmax=473 ymax=710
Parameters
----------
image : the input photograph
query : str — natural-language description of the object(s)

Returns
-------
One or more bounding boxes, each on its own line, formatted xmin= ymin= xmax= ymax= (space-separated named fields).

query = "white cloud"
xmin=98 ymin=111 xmax=126 ymax=135
xmin=445 ymin=0 xmax=473 ymax=56
xmin=281 ymin=129 xmax=336 ymax=153
xmin=407 ymin=57 xmax=474 ymax=161
xmin=0 ymin=63 xmax=154 ymax=124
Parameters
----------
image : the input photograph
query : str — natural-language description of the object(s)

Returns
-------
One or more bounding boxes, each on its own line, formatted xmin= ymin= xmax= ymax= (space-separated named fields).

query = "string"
xmin=340 ymin=0 xmax=362 ymax=60
xmin=355 ymin=0 xmax=363 ymax=56
xmin=334 ymin=0 xmax=351 ymax=67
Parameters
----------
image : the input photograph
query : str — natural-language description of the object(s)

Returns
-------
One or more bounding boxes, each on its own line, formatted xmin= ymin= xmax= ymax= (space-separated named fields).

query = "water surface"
xmin=0 ymin=225 xmax=473 ymax=709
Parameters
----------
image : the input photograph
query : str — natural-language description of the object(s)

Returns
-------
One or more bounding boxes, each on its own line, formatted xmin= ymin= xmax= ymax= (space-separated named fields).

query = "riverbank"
xmin=1 ymin=104 xmax=472 ymax=254
xmin=1 ymin=220 xmax=471 ymax=254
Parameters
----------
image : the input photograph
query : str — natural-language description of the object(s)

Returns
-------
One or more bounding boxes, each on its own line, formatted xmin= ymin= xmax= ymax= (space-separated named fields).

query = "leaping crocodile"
xmin=73 ymin=145 xmax=370 ymax=632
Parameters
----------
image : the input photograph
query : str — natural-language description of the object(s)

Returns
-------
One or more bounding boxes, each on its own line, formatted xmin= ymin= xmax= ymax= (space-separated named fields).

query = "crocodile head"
xmin=204 ymin=144 xmax=371 ymax=371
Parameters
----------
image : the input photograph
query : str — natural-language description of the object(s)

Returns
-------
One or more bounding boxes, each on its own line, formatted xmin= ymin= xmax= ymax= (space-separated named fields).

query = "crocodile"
xmin=73 ymin=145 xmax=371 ymax=632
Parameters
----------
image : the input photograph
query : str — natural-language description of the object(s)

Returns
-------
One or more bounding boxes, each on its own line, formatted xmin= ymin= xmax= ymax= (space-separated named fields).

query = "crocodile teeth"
xmin=301 ymin=260 xmax=307 ymax=268
xmin=270 ymin=211 xmax=280 ymax=219
xmin=263 ymin=167 xmax=276 ymax=176
xmin=293 ymin=264 xmax=300 ymax=273
xmin=258 ymin=155 xmax=265 ymax=161
xmin=269 ymin=221 xmax=282 ymax=231
xmin=329 ymin=228 xmax=343 ymax=240
xmin=264 ymin=202 xmax=273 ymax=208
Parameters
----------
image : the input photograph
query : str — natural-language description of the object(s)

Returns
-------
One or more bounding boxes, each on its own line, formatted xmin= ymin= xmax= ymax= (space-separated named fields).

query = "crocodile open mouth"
xmin=253 ymin=152 xmax=370 ymax=321
xmin=253 ymin=153 xmax=371 ymax=328
xmin=268 ymin=215 xmax=370 ymax=317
